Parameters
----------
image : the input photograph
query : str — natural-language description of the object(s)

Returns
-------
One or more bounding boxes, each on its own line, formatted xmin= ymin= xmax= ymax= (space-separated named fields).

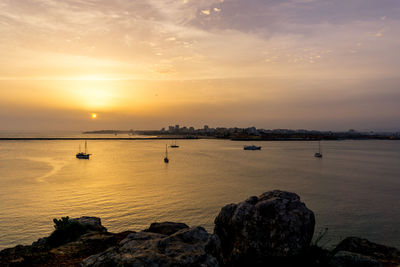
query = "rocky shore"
xmin=1 ymin=190 xmax=399 ymax=266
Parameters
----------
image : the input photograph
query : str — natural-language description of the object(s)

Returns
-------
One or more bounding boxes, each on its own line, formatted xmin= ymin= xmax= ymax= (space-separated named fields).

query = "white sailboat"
xmin=164 ymin=144 xmax=169 ymax=163
xmin=314 ymin=140 xmax=323 ymax=158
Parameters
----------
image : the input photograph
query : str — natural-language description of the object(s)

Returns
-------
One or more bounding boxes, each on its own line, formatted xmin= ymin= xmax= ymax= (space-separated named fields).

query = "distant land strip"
xmin=0 ymin=137 xmax=197 ymax=141
xmin=83 ymin=128 xmax=400 ymax=140
xmin=1 ymin=137 xmax=398 ymax=141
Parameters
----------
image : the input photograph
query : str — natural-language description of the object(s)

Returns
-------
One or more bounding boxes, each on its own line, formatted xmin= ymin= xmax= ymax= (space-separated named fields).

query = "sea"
xmin=1 ymin=132 xmax=400 ymax=250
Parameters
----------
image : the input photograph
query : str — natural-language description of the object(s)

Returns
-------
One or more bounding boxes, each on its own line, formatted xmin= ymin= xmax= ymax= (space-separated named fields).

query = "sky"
xmin=0 ymin=0 xmax=399 ymax=131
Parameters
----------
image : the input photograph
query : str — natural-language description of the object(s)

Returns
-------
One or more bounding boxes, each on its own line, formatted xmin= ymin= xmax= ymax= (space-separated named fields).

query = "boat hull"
xmin=244 ymin=145 xmax=261 ymax=150
xmin=76 ymin=153 xmax=90 ymax=159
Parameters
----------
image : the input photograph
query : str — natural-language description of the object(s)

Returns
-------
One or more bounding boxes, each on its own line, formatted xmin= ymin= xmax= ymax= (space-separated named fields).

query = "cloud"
xmin=375 ymin=29 xmax=384 ymax=37
xmin=0 ymin=0 xmax=399 ymax=131
xmin=0 ymin=0 xmax=400 ymax=81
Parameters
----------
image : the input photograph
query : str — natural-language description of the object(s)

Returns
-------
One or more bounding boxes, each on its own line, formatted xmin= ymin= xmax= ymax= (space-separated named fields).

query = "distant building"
xmin=204 ymin=125 xmax=209 ymax=132
xmin=246 ymin=127 xmax=258 ymax=135
xmin=168 ymin=126 xmax=174 ymax=133
xmin=175 ymin=125 xmax=180 ymax=132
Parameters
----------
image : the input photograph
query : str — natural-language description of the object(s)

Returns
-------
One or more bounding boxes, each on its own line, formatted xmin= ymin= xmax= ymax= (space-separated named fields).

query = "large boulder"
xmin=82 ymin=226 xmax=219 ymax=266
xmin=214 ymin=190 xmax=315 ymax=265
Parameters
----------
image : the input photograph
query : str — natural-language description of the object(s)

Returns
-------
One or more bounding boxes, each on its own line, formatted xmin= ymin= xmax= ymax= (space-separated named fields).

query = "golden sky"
xmin=1 ymin=0 xmax=399 ymax=131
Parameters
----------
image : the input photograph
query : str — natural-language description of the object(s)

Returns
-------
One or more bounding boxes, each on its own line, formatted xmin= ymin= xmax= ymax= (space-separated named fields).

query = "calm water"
xmin=1 ymin=139 xmax=400 ymax=250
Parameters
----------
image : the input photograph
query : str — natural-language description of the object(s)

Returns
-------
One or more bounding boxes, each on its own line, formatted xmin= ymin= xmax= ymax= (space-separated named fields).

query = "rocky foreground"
xmin=1 ymin=190 xmax=399 ymax=266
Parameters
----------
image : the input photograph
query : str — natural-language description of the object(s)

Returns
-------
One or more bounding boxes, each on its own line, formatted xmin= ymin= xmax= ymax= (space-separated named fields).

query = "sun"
xmin=91 ymin=113 xmax=97 ymax=119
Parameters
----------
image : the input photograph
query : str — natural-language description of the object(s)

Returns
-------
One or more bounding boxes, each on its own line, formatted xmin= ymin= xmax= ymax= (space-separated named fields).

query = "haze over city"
xmin=1 ymin=0 xmax=400 ymax=131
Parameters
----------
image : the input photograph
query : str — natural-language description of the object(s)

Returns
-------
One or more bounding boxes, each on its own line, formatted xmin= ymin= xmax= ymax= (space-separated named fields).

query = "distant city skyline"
xmin=1 ymin=0 xmax=400 ymax=131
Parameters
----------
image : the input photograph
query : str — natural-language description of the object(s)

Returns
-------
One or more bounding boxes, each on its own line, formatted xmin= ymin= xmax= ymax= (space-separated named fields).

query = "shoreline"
xmin=0 ymin=137 xmax=195 ymax=141
xmin=0 ymin=137 xmax=399 ymax=141
xmin=1 ymin=190 xmax=399 ymax=266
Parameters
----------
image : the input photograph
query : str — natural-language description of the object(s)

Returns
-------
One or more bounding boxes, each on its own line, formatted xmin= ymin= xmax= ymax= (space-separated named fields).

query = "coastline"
xmin=1 ymin=137 xmax=399 ymax=141
xmin=1 ymin=190 xmax=399 ymax=266
xmin=0 ymin=137 xmax=197 ymax=141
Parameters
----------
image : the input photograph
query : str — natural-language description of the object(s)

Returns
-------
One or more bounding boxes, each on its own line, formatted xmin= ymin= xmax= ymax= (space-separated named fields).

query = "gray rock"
xmin=70 ymin=216 xmax=107 ymax=232
xmin=0 ymin=230 xmax=127 ymax=266
xmin=145 ymin=221 xmax=189 ymax=236
xmin=334 ymin=236 xmax=400 ymax=266
xmin=50 ymin=232 xmax=116 ymax=258
xmin=82 ymin=226 xmax=219 ymax=266
xmin=329 ymin=251 xmax=382 ymax=267
xmin=214 ymin=190 xmax=315 ymax=265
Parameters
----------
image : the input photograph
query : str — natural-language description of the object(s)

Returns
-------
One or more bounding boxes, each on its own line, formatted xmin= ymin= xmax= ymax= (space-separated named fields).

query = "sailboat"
xmin=314 ymin=140 xmax=323 ymax=158
xmin=164 ymin=144 xmax=169 ymax=163
xmin=170 ymin=139 xmax=179 ymax=148
xmin=76 ymin=141 xmax=91 ymax=159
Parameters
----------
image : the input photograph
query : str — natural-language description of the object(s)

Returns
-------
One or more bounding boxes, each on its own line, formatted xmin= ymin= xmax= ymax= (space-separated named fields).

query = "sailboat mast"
xmin=166 ymin=144 xmax=168 ymax=157
xmin=319 ymin=140 xmax=321 ymax=153
xmin=85 ymin=141 xmax=87 ymax=154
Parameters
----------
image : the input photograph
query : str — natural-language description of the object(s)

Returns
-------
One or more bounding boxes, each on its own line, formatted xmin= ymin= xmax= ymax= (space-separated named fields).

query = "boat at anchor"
xmin=164 ymin=144 xmax=169 ymax=163
xmin=170 ymin=139 xmax=179 ymax=148
xmin=314 ymin=140 xmax=323 ymax=158
xmin=76 ymin=141 xmax=91 ymax=159
xmin=244 ymin=145 xmax=261 ymax=150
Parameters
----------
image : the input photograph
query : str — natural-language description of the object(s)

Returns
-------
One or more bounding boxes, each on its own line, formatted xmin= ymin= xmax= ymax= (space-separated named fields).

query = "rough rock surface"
xmin=2 ymin=191 xmax=400 ymax=267
xmin=334 ymin=237 xmax=400 ymax=266
xmin=0 ymin=217 xmax=130 ymax=267
xmin=82 ymin=226 xmax=219 ymax=266
xmin=214 ymin=190 xmax=315 ymax=265
xmin=144 ymin=221 xmax=189 ymax=236
xmin=329 ymin=251 xmax=382 ymax=267
xmin=70 ymin=216 xmax=107 ymax=232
